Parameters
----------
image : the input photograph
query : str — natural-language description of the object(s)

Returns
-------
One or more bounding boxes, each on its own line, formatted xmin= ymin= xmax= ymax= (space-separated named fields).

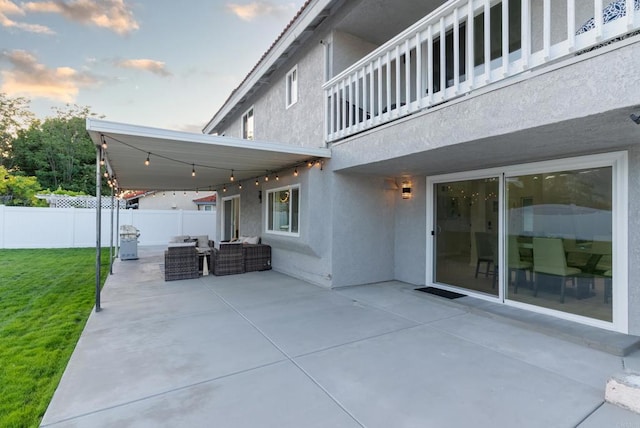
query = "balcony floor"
xmin=41 ymin=246 xmax=640 ymax=427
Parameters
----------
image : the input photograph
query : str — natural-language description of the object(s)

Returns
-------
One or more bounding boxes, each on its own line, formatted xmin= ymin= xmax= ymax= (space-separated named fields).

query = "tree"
xmin=11 ymin=104 xmax=106 ymax=195
xmin=0 ymin=166 xmax=44 ymax=206
xmin=0 ymin=93 xmax=35 ymax=168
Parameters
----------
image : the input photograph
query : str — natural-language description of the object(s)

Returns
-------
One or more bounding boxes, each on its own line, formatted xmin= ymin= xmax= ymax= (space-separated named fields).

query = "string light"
xmin=275 ymin=173 xmax=279 ymax=181
xmin=255 ymin=178 xmax=259 ymax=186
xmin=103 ymin=171 xmax=109 ymax=178
xmin=223 ymin=185 xmax=227 ymax=192
xmin=230 ymin=170 xmax=234 ymax=181
xmin=192 ymin=164 xmax=196 ymax=177
xmin=145 ymin=153 xmax=150 ymax=166
xmin=307 ymin=160 xmax=313 ymax=167
xmin=294 ymin=167 xmax=298 ymax=177
xmin=239 ymin=182 xmax=243 ymax=189
xmin=100 ymin=156 xmax=105 ymax=166
xmin=264 ymin=173 xmax=269 ymax=182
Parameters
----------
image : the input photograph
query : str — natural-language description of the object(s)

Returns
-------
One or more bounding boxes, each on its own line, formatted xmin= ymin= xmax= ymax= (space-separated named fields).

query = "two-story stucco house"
xmin=91 ymin=0 xmax=640 ymax=335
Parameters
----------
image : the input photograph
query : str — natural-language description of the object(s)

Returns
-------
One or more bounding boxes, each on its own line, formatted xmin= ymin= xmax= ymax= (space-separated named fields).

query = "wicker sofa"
xmin=243 ymin=244 xmax=272 ymax=272
xmin=212 ymin=242 xmax=245 ymax=276
xmin=164 ymin=242 xmax=199 ymax=281
xmin=211 ymin=241 xmax=272 ymax=275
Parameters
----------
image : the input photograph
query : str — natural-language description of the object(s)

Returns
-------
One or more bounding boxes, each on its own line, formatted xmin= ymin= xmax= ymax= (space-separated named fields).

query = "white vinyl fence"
xmin=0 ymin=205 xmax=216 ymax=249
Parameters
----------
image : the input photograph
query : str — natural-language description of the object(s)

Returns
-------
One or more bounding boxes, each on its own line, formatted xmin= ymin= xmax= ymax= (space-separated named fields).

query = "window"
xmin=286 ymin=66 xmax=298 ymax=108
xmin=242 ymin=107 xmax=254 ymax=140
xmin=266 ymin=185 xmax=299 ymax=235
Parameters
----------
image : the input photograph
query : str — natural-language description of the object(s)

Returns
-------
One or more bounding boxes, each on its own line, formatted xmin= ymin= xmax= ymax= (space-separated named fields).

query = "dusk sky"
xmin=0 ymin=0 xmax=305 ymax=132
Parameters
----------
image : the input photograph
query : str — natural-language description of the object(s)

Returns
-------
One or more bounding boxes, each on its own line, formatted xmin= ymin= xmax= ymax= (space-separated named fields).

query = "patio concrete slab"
xmin=41 ymin=247 xmax=640 ymax=427
xmin=44 ymin=361 xmax=360 ymax=428
xmin=230 ymin=291 xmax=418 ymax=357
xmin=295 ymin=324 xmax=603 ymax=428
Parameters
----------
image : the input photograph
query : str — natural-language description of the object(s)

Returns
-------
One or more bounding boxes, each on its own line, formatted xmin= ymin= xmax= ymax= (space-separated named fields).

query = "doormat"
xmin=415 ymin=287 xmax=466 ymax=299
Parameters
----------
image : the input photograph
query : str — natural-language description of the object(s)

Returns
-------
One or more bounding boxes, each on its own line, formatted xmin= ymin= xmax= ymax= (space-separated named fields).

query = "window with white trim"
xmin=266 ymin=185 xmax=299 ymax=235
xmin=286 ymin=66 xmax=298 ymax=108
xmin=242 ymin=107 xmax=254 ymax=140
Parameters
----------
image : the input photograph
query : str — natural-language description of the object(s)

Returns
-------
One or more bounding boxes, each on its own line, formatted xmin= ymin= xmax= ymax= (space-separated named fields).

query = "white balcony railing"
xmin=324 ymin=0 xmax=640 ymax=142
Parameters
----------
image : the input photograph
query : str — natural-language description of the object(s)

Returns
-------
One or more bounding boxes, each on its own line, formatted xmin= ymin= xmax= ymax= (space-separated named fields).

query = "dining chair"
xmin=508 ymin=236 xmax=532 ymax=293
xmin=533 ymin=237 xmax=582 ymax=303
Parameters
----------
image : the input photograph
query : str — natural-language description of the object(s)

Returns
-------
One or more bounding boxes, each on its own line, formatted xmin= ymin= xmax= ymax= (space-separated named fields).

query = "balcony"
xmin=324 ymin=0 xmax=640 ymax=143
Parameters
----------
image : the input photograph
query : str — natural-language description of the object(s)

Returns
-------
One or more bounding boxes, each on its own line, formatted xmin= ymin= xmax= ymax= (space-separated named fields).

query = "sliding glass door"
xmin=428 ymin=152 xmax=626 ymax=330
xmin=505 ymin=167 xmax=613 ymax=322
xmin=433 ymin=176 xmax=500 ymax=297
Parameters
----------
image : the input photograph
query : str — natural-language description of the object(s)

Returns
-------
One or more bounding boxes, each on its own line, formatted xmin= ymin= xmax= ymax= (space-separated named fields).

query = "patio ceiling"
xmin=86 ymin=119 xmax=331 ymax=191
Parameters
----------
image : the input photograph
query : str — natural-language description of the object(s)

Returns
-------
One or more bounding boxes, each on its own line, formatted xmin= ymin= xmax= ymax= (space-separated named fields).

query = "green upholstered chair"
xmin=508 ymin=236 xmax=532 ymax=293
xmin=533 ymin=237 xmax=582 ymax=303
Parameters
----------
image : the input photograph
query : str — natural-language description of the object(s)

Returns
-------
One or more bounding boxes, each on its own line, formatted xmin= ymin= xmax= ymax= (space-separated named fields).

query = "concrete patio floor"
xmin=41 ymin=246 xmax=640 ymax=427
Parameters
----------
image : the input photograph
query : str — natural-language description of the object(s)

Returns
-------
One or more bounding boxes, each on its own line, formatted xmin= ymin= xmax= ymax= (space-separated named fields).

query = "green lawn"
xmin=0 ymin=248 xmax=109 ymax=428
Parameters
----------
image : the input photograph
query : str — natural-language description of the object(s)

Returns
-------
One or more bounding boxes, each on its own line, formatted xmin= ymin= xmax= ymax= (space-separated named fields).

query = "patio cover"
xmin=86 ymin=118 xmax=330 ymax=312
xmin=86 ymin=118 xmax=331 ymax=191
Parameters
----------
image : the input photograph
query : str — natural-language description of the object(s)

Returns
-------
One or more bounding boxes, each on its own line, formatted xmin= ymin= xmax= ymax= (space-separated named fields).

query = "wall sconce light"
xmin=401 ymin=181 xmax=412 ymax=199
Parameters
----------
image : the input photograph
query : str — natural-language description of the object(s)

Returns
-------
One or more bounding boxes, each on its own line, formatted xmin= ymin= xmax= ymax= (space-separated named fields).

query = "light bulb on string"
xmin=145 ymin=153 xmax=150 ymax=166
xmin=255 ymin=178 xmax=259 ymax=186
xmin=192 ymin=164 xmax=196 ymax=177
xmin=223 ymin=185 xmax=227 ymax=193
xmin=100 ymin=156 xmax=105 ymax=166
xmin=294 ymin=167 xmax=298 ymax=177
xmin=275 ymin=173 xmax=279 ymax=181
xmin=239 ymin=182 xmax=243 ymax=190
xmin=230 ymin=170 xmax=235 ymax=182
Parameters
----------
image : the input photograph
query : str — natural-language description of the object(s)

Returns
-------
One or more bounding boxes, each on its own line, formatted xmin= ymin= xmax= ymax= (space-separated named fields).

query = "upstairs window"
xmin=286 ymin=66 xmax=298 ymax=108
xmin=242 ymin=107 xmax=254 ymax=140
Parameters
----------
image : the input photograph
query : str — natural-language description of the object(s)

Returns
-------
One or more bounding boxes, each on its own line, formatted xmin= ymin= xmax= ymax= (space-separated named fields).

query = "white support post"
xmin=427 ymin=25 xmax=434 ymax=104
xmin=521 ymin=0 xmax=530 ymax=70
xmin=467 ymin=0 xmax=475 ymax=88
xmin=385 ymin=51 xmax=392 ymax=116
xmin=543 ymin=0 xmax=551 ymax=59
xmin=404 ymin=39 xmax=410 ymax=110
xmin=395 ymin=45 xmax=401 ymax=115
xmin=626 ymin=0 xmax=635 ymax=29
xmin=484 ymin=0 xmax=491 ymax=79
xmin=453 ymin=7 xmax=460 ymax=92
xmin=439 ymin=17 xmax=446 ymax=95
xmin=594 ymin=0 xmax=603 ymax=41
xmin=502 ymin=0 xmax=509 ymax=76
xmin=416 ymin=32 xmax=423 ymax=108
xmin=567 ymin=0 xmax=576 ymax=50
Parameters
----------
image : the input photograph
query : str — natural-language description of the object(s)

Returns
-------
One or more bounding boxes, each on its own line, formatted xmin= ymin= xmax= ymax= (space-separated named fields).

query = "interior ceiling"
xmin=335 ymin=0 xmax=446 ymax=45
xmin=87 ymin=120 xmax=330 ymax=192
xmin=335 ymin=107 xmax=640 ymax=177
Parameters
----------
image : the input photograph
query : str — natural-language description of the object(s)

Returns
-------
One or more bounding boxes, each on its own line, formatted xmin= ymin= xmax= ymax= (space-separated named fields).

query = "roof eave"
xmin=202 ymin=0 xmax=338 ymax=135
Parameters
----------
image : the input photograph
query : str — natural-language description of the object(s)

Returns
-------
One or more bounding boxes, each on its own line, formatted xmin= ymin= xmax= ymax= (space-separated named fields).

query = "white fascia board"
xmin=202 ymin=0 xmax=334 ymax=135
xmin=87 ymin=118 xmax=331 ymax=158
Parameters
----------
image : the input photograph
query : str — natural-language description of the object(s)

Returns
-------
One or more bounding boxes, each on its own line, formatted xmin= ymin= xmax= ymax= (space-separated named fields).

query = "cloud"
xmin=114 ymin=59 xmax=172 ymax=77
xmin=0 ymin=50 xmax=100 ymax=102
xmin=23 ymin=0 xmax=139 ymax=35
xmin=0 ymin=0 xmax=54 ymax=33
xmin=226 ymin=1 xmax=296 ymax=22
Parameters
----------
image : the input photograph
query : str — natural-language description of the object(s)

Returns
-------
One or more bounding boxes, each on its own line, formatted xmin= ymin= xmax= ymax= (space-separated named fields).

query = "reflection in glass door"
xmin=222 ymin=196 xmax=240 ymax=241
xmin=434 ymin=177 xmax=500 ymax=296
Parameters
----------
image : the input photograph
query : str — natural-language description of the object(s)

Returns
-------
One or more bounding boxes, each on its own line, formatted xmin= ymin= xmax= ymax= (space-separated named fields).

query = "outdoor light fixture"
xmin=307 ymin=160 xmax=313 ymax=167
xmin=631 ymin=113 xmax=640 ymax=125
xmin=401 ymin=181 xmax=412 ymax=199
xmin=255 ymin=178 xmax=259 ymax=186
xmin=275 ymin=173 xmax=279 ymax=181
xmin=264 ymin=174 xmax=269 ymax=182
xmin=191 ymin=164 xmax=196 ymax=177
xmin=239 ymin=182 xmax=243 ymax=190
xmin=294 ymin=167 xmax=298 ymax=177
xmin=223 ymin=185 xmax=227 ymax=193
xmin=100 ymin=156 xmax=105 ymax=166
xmin=145 ymin=153 xmax=150 ymax=166
xmin=230 ymin=170 xmax=235 ymax=181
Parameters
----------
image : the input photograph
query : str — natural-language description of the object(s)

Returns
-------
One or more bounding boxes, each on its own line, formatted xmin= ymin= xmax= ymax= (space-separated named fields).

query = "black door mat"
xmin=415 ymin=287 xmax=466 ymax=299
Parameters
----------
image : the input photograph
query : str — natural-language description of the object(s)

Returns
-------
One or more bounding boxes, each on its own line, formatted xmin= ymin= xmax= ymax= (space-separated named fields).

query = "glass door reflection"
xmin=434 ymin=177 xmax=500 ymax=296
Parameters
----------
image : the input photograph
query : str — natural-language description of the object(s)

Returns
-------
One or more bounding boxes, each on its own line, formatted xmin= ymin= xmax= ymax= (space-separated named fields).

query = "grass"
xmin=0 ymin=248 xmax=109 ymax=428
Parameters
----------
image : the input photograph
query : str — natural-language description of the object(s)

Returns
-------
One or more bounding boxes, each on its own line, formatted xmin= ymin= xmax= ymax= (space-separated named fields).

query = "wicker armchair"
xmin=243 ymin=244 xmax=272 ymax=272
xmin=164 ymin=242 xmax=199 ymax=281
xmin=212 ymin=243 xmax=245 ymax=276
